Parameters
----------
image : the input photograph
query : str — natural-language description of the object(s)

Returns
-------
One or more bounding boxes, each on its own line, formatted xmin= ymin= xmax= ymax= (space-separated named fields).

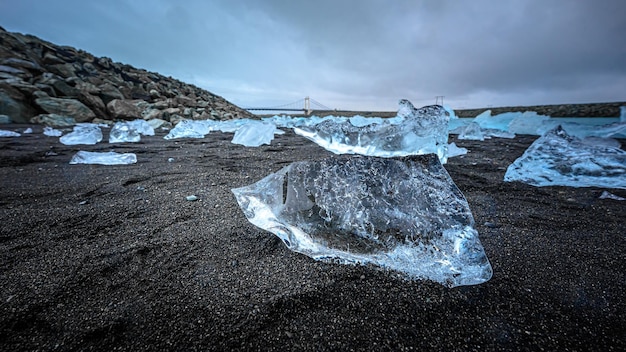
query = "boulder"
xmin=106 ymin=99 xmax=143 ymax=120
xmin=0 ymin=83 xmax=36 ymax=123
xmin=30 ymin=113 xmax=76 ymax=127
xmin=34 ymin=97 xmax=95 ymax=122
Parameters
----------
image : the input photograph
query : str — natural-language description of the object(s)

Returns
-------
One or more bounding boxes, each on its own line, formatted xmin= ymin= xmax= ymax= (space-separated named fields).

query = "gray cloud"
xmin=1 ymin=0 xmax=624 ymax=110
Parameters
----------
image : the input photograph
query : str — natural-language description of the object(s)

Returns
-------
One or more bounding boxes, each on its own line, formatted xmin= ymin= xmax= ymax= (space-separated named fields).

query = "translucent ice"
xmin=127 ymin=119 xmax=155 ymax=136
xmin=164 ymin=120 xmax=212 ymax=139
xmin=504 ymin=126 xmax=626 ymax=189
xmin=43 ymin=126 xmax=63 ymax=137
xmin=59 ymin=124 xmax=103 ymax=145
xmin=621 ymin=106 xmax=626 ymax=123
xmin=232 ymin=155 xmax=493 ymax=287
xmin=69 ymin=151 xmax=137 ymax=165
xmin=0 ymin=129 xmax=20 ymax=137
xmin=231 ymin=120 xmax=280 ymax=147
xmin=448 ymin=142 xmax=468 ymax=158
xmin=109 ymin=122 xmax=140 ymax=143
xmin=507 ymin=112 xmax=551 ymax=135
xmin=458 ymin=122 xmax=485 ymax=141
xmin=294 ymin=100 xmax=450 ymax=163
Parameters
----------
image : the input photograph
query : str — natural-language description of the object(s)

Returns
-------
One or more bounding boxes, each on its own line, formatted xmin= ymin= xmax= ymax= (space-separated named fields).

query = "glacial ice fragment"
xmin=164 ymin=120 xmax=212 ymax=139
xmin=69 ymin=151 xmax=137 ymax=165
xmin=59 ymin=124 xmax=102 ymax=145
xmin=232 ymin=155 xmax=493 ymax=287
xmin=43 ymin=126 xmax=63 ymax=137
xmin=0 ymin=129 xmax=20 ymax=137
xmin=293 ymin=100 xmax=450 ymax=163
xmin=448 ymin=142 xmax=468 ymax=157
xmin=109 ymin=122 xmax=141 ymax=143
xmin=504 ymin=126 xmax=626 ymax=189
xmin=458 ymin=122 xmax=485 ymax=141
xmin=232 ymin=120 xmax=279 ymax=147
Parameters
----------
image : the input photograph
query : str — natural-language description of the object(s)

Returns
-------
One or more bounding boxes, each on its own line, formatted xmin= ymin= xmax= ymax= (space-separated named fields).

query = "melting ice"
xmin=60 ymin=124 xmax=103 ymax=145
xmin=232 ymin=155 xmax=493 ymax=287
xmin=69 ymin=151 xmax=137 ymax=165
xmin=293 ymin=100 xmax=451 ymax=163
xmin=504 ymin=126 xmax=626 ymax=189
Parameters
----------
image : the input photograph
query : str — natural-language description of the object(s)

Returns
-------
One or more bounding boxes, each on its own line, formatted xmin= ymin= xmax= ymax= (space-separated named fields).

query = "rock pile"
xmin=0 ymin=26 xmax=255 ymax=126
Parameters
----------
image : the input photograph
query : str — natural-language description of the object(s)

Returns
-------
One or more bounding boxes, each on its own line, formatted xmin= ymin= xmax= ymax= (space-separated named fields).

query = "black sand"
xmin=1 ymin=125 xmax=624 ymax=351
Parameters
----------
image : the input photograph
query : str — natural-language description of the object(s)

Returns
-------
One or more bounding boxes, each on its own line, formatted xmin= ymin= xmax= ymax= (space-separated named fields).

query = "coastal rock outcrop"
xmin=0 ymin=26 xmax=254 ymax=124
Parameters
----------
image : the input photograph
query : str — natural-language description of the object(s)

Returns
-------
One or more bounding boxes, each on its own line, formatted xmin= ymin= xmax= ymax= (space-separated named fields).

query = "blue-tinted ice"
xmin=504 ymin=126 xmax=626 ymax=189
xmin=231 ymin=120 xmax=281 ymax=147
xmin=69 ymin=151 xmax=137 ymax=165
xmin=59 ymin=124 xmax=102 ymax=145
xmin=293 ymin=100 xmax=451 ymax=163
xmin=232 ymin=155 xmax=493 ymax=287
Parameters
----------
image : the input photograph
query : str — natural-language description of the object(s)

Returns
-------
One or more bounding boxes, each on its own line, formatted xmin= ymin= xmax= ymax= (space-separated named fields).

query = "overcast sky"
xmin=1 ymin=0 xmax=625 ymax=111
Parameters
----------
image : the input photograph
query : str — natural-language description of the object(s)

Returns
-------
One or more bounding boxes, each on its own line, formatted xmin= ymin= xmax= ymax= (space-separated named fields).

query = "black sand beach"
xmin=1 ymin=126 xmax=624 ymax=351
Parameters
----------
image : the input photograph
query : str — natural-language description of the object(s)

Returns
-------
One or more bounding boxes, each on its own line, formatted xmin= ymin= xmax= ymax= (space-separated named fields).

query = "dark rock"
xmin=34 ymin=96 xmax=95 ymax=122
xmin=106 ymin=99 xmax=143 ymax=120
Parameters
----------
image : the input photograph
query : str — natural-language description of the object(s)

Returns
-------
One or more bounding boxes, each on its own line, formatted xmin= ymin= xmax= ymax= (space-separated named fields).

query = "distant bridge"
xmin=245 ymin=97 xmax=332 ymax=115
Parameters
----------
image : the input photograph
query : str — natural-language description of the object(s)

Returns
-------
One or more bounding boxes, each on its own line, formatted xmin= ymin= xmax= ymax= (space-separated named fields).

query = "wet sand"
xmin=1 ymin=125 xmax=624 ymax=351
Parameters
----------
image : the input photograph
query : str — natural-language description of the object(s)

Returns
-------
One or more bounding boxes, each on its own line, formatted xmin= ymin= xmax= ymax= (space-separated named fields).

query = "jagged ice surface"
xmin=504 ymin=126 xmax=626 ymax=189
xmin=231 ymin=120 xmax=280 ymax=147
xmin=232 ymin=155 xmax=493 ymax=287
xmin=109 ymin=122 xmax=141 ymax=143
xmin=69 ymin=151 xmax=137 ymax=165
xmin=293 ymin=100 xmax=450 ymax=163
xmin=59 ymin=124 xmax=102 ymax=145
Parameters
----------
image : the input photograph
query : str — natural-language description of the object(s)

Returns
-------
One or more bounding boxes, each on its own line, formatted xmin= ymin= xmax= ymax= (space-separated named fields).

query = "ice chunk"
xmin=474 ymin=110 xmax=518 ymax=131
xmin=23 ymin=128 xmax=33 ymax=134
xmin=507 ymin=112 xmax=552 ymax=135
xmin=59 ymin=124 xmax=102 ymax=145
xmin=69 ymin=151 xmax=137 ymax=165
xmin=127 ymin=119 xmax=155 ymax=136
xmin=448 ymin=142 xmax=468 ymax=157
xmin=621 ymin=106 xmax=626 ymax=123
xmin=232 ymin=120 xmax=279 ymax=147
xmin=458 ymin=122 xmax=485 ymax=141
xmin=599 ymin=191 xmax=625 ymax=200
xmin=232 ymin=155 xmax=492 ymax=287
xmin=43 ymin=126 xmax=63 ymax=137
xmin=294 ymin=100 xmax=450 ymax=163
xmin=504 ymin=126 xmax=626 ymax=189
xmin=164 ymin=120 xmax=212 ymax=139
xmin=109 ymin=122 xmax=140 ymax=143
xmin=0 ymin=129 xmax=20 ymax=137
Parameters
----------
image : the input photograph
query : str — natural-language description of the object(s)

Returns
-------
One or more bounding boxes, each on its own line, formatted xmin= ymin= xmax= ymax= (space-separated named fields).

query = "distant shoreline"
xmin=261 ymin=101 xmax=626 ymax=118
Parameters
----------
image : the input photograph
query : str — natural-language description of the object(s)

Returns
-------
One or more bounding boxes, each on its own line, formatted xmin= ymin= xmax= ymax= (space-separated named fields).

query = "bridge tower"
xmin=435 ymin=96 xmax=444 ymax=106
xmin=304 ymin=96 xmax=312 ymax=115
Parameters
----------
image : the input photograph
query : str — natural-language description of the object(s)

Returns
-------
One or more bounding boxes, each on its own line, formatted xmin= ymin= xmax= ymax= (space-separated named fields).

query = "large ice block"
xmin=294 ymin=100 xmax=451 ymax=163
xmin=69 ymin=151 xmax=137 ymax=165
xmin=504 ymin=126 xmax=626 ymax=189
xmin=232 ymin=155 xmax=493 ymax=287
xmin=231 ymin=120 xmax=279 ymax=147
xmin=59 ymin=124 xmax=103 ymax=145
xmin=163 ymin=120 xmax=212 ymax=139
xmin=109 ymin=122 xmax=141 ymax=143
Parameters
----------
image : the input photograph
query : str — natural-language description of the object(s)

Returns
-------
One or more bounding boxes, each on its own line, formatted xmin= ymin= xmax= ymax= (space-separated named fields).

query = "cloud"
xmin=1 ymin=0 xmax=624 ymax=110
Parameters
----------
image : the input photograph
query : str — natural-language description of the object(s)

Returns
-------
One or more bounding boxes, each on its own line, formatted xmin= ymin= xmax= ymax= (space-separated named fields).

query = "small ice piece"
xmin=163 ymin=120 xmax=211 ymax=139
xmin=109 ymin=122 xmax=141 ymax=143
xmin=0 ymin=130 xmax=20 ymax=137
xmin=43 ymin=126 xmax=63 ymax=137
xmin=69 ymin=151 xmax=137 ymax=165
xmin=448 ymin=142 xmax=468 ymax=157
xmin=23 ymin=128 xmax=33 ymax=134
xmin=127 ymin=119 xmax=155 ymax=136
xmin=60 ymin=124 xmax=103 ymax=145
xmin=186 ymin=195 xmax=198 ymax=201
xmin=599 ymin=191 xmax=626 ymax=200
xmin=458 ymin=122 xmax=485 ymax=141
xmin=232 ymin=155 xmax=493 ymax=287
xmin=504 ymin=126 xmax=626 ymax=189
xmin=294 ymin=100 xmax=450 ymax=163
xmin=232 ymin=120 xmax=278 ymax=147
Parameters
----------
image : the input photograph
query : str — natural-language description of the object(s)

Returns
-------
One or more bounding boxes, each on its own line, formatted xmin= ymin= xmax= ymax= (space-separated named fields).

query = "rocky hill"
xmin=0 ymin=26 xmax=255 ymax=125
